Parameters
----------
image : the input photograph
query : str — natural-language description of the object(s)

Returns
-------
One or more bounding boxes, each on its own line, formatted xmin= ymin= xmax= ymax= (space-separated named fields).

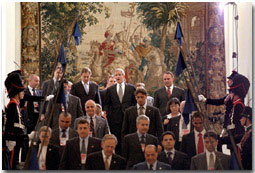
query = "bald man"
xmin=74 ymin=100 xmax=110 ymax=139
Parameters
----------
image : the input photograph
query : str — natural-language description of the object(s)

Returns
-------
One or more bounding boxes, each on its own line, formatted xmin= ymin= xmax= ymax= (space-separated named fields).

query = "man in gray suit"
xmin=154 ymin=71 xmax=185 ymax=117
xmin=44 ymin=79 xmax=83 ymax=129
xmin=74 ymin=100 xmax=109 ymax=139
xmin=50 ymin=112 xmax=78 ymax=156
xmin=190 ymin=131 xmax=230 ymax=170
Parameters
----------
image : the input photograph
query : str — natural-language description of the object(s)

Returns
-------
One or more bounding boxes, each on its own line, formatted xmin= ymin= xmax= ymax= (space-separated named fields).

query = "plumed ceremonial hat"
xmin=229 ymin=73 xmax=250 ymax=99
xmin=5 ymin=70 xmax=25 ymax=98
xmin=227 ymin=70 xmax=238 ymax=80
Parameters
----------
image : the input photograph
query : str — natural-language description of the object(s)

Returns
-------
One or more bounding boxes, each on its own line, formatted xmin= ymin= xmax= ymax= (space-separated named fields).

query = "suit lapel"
xmin=109 ymin=154 xmax=118 ymax=170
xmin=162 ymin=87 xmax=169 ymax=100
xmin=214 ymin=152 xmax=221 ymax=170
xmin=87 ymin=137 xmax=96 ymax=154
xmin=122 ymin=83 xmax=128 ymax=102
xmin=88 ymin=82 xmax=93 ymax=95
xmin=78 ymin=81 xmax=87 ymax=96
xmin=74 ymin=138 xmax=81 ymax=162
xmin=134 ymin=133 xmax=143 ymax=153
xmin=145 ymin=106 xmax=152 ymax=116
xmin=190 ymin=132 xmax=196 ymax=155
xmin=95 ymin=116 xmax=100 ymax=135
xmin=201 ymin=153 xmax=208 ymax=170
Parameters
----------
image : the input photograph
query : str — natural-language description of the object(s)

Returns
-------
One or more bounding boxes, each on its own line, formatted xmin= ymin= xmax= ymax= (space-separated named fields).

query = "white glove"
xmin=198 ymin=94 xmax=207 ymax=102
xmin=6 ymin=141 xmax=16 ymax=151
xmin=28 ymin=131 xmax=36 ymax=140
xmin=46 ymin=95 xmax=54 ymax=101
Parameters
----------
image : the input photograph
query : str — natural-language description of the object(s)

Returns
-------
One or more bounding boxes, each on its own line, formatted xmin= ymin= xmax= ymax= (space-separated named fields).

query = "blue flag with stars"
xmin=183 ymin=89 xmax=197 ymax=124
xmin=73 ymin=21 xmax=82 ymax=45
xmin=58 ymin=43 xmax=66 ymax=70
xmin=174 ymin=22 xmax=184 ymax=46
xmin=175 ymin=51 xmax=187 ymax=77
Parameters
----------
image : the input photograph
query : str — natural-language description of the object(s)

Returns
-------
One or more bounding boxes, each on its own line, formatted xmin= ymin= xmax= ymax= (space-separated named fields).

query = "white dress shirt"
xmin=205 ymin=149 xmax=216 ymax=170
xmin=166 ymin=112 xmax=181 ymax=119
xmin=164 ymin=148 xmax=175 ymax=160
xmin=102 ymin=150 xmax=112 ymax=167
xmin=116 ymin=82 xmax=125 ymax=94
xmin=178 ymin=114 xmax=191 ymax=142
xmin=194 ymin=129 xmax=206 ymax=154
xmin=86 ymin=114 xmax=96 ymax=130
xmin=165 ymin=85 xmax=174 ymax=93
xmin=38 ymin=144 xmax=48 ymax=170
xmin=137 ymin=103 xmax=147 ymax=115
xmin=59 ymin=127 xmax=70 ymax=139
xmin=81 ymin=80 xmax=90 ymax=93
xmin=147 ymin=160 xmax=157 ymax=170
xmin=79 ymin=136 xmax=89 ymax=153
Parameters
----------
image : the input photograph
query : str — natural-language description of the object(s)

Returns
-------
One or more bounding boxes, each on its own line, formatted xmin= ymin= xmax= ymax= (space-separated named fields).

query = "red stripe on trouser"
xmin=10 ymin=148 xmax=15 ymax=169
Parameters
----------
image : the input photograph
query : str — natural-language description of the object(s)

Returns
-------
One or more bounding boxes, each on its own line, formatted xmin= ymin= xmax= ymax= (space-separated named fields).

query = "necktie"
xmin=81 ymin=139 xmax=86 ymax=154
xmin=208 ymin=153 xmax=214 ymax=170
xmin=105 ymin=156 xmax=110 ymax=170
xmin=141 ymin=134 xmax=145 ymax=144
xmin=84 ymin=83 xmax=89 ymax=94
xmin=118 ymin=84 xmax=123 ymax=103
xmin=149 ymin=164 xmax=153 ymax=170
xmin=167 ymin=152 xmax=172 ymax=166
xmin=32 ymin=88 xmax=37 ymax=96
xmin=197 ymin=133 xmax=204 ymax=154
xmin=62 ymin=129 xmax=66 ymax=138
xmin=90 ymin=117 xmax=95 ymax=137
xmin=139 ymin=106 xmax=144 ymax=115
xmin=167 ymin=87 xmax=171 ymax=98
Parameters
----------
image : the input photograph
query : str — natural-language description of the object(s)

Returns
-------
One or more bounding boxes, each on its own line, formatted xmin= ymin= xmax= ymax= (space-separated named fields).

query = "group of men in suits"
xmin=8 ymin=65 xmax=252 ymax=170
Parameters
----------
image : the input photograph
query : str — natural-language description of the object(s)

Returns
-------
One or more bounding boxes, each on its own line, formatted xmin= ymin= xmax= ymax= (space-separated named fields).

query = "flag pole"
xmin=174 ymin=8 xmax=225 ymax=170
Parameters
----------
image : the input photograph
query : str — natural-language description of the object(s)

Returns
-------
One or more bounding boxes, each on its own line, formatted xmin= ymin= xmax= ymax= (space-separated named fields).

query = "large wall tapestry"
xmin=21 ymin=2 xmax=227 ymax=131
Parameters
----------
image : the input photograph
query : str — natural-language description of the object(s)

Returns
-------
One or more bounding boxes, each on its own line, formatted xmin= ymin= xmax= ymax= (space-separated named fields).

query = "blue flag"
xmin=58 ymin=43 xmax=66 ymax=70
xmin=183 ymin=89 xmax=197 ymax=124
xmin=229 ymin=153 xmax=240 ymax=170
xmin=56 ymin=82 xmax=67 ymax=112
xmin=73 ymin=21 xmax=82 ymax=45
xmin=29 ymin=148 xmax=39 ymax=170
xmin=175 ymin=51 xmax=186 ymax=77
xmin=174 ymin=22 xmax=183 ymax=46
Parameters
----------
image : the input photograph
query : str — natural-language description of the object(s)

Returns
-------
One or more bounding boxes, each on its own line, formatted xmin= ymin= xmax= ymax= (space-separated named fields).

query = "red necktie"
xmin=167 ymin=87 xmax=171 ymax=98
xmin=197 ymin=133 xmax=204 ymax=154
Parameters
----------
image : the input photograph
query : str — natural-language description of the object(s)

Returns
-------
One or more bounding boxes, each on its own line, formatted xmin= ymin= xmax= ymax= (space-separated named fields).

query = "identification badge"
xmin=81 ymin=154 xmax=87 ymax=164
xmin=60 ymin=137 xmax=67 ymax=146
xmin=88 ymin=131 xmax=92 ymax=137
xmin=61 ymin=104 xmax=65 ymax=112
xmin=141 ymin=144 xmax=145 ymax=152
xmin=34 ymin=102 xmax=39 ymax=108
xmin=182 ymin=129 xmax=190 ymax=135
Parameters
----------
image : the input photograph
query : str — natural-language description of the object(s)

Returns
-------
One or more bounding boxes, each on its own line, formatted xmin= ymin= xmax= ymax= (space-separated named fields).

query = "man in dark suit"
xmin=70 ymin=67 xmax=101 ymax=116
xmin=104 ymin=68 xmax=137 ymax=154
xmin=85 ymin=134 xmax=126 ymax=170
xmin=122 ymin=88 xmax=163 ymax=140
xmin=41 ymin=65 xmax=63 ymax=120
xmin=158 ymin=131 xmax=190 ymax=170
xmin=154 ymin=71 xmax=185 ymax=117
xmin=166 ymin=105 xmax=193 ymax=150
xmin=190 ymin=131 xmax=230 ymax=170
xmin=43 ymin=79 xmax=83 ymax=129
xmin=122 ymin=115 xmax=158 ymax=169
xmin=59 ymin=119 xmax=101 ymax=170
xmin=180 ymin=111 xmax=206 ymax=159
xmin=100 ymin=75 xmax=116 ymax=110
xmin=23 ymin=74 xmax=44 ymax=134
xmin=133 ymin=145 xmax=171 ymax=170
xmin=49 ymin=112 xmax=78 ymax=156
xmin=74 ymin=100 xmax=109 ymax=139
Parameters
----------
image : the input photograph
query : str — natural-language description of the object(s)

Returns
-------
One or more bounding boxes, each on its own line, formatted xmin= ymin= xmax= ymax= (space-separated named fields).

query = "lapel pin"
xmin=49 ymin=148 xmax=52 ymax=151
xmin=159 ymin=167 xmax=162 ymax=170
xmin=91 ymin=145 xmax=94 ymax=148
xmin=113 ymin=161 xmax=116 ymax=164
